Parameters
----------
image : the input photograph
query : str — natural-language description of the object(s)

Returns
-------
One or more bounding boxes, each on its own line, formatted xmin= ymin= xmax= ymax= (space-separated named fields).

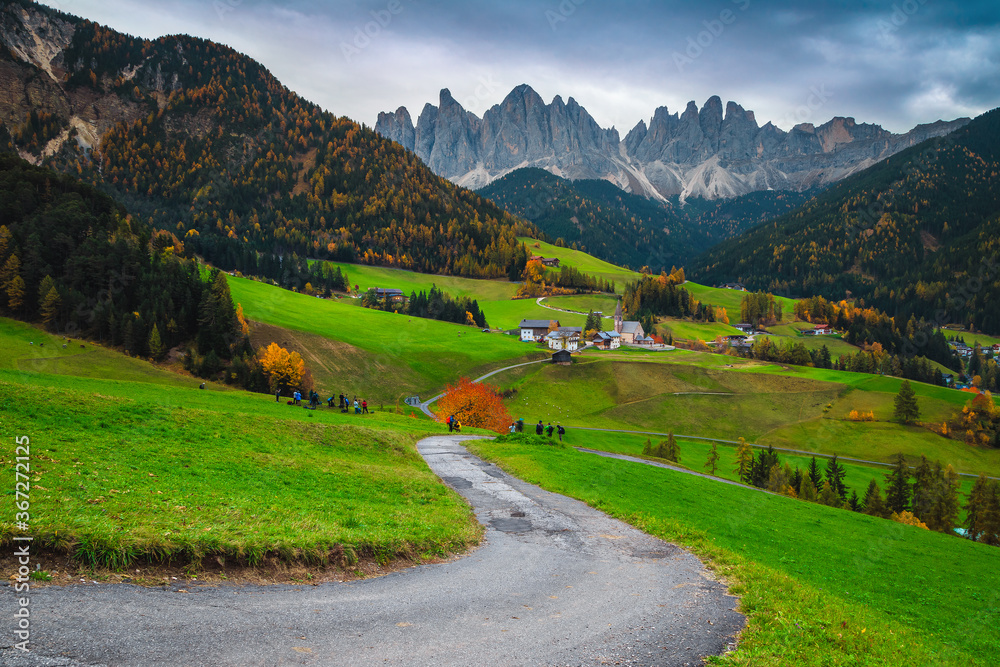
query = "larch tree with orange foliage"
xmin=258 ymin=342 xmax=308 ymax=394
xmin=436 ymin=377 xmax=512 ymax=434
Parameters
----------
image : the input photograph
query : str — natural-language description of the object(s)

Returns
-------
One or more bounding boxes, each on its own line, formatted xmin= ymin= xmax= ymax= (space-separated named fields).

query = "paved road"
xmin=2 ymin=436 xmax=743 ymax=667
xmin=534 ymin=297 xmax=612 ymax=319
xmin=572 ymin=427 xmax=1000 ymax=480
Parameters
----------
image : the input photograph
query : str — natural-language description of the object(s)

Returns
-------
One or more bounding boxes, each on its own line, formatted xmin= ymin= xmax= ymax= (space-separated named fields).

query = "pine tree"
xmin=885 ymin=453 xmax=911 ymax=514
xmin=642 ymin=437 xmax=652 ymax=456
xmin=6 ymin=274 xmax=25 ymax=313
xmin=766 ymin=463 xmax=789 ymax=494
xmin=40 ymin=284 xmax=61 ymax=330
xmin=928 ymin=464 xmax=961 ymax=533
xmin=909 ymin=455 xmax=935 ymax=524
xmin=964 ymin=475 xmax=1000 ymax=545
xmin=808 ymin=456 xmax=822 ymax=488
xmin=704 ymin=442 xmax=719 ymax=475
xmin=734 ymin=437 xmax=753 ymax=483
xmin=818 ymin=480 xmax=841 ymax=507
xmin=799 ymin=474 xmax=818 ymax=502
xmin=848 ymin=489 xmax=860 ymax=512
xmin=862 ymin=479 xmax=889 ymax=518
xmin=893 ymin=379 xmax=920 ymax=424
xmin=147 ymin=323 xmax=165 ymax=361
xmin=825 ymin=454 xmax=848 ymax=500
xmin=664 ymin=432 xmax=679 ymax=462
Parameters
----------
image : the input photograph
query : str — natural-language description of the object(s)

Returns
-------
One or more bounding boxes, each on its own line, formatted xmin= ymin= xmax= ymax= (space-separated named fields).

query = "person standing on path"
xmin=362 ymin=399 xmax=369 ymax=414
xmin=546 ymin=423 xmax=554 ymax=438
xmin=557 ymin=424 xmax=565 ymax=441
xmin=354 ymin=398 xmax=360 ymax=414
xmin=536 ymin=419 xmax=544 ymax=436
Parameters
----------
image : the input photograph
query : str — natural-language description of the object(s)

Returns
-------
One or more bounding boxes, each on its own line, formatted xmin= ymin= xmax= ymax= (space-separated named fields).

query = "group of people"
xmin=508 ymin=418 xmax=565 ymax=441
xmin=447 ymin=415 xmax=462 ymax=432
xmin=276 ymin=389 xmax=369 ymax=414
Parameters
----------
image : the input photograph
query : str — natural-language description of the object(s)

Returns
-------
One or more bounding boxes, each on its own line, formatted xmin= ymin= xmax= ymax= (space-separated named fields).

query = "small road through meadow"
xmin=3 ymin=435 xmax=743 ymax=666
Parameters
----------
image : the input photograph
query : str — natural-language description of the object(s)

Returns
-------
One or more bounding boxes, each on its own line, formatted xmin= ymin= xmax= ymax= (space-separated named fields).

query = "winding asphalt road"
xmin=2 ymin=436 xmax=743 ymax=666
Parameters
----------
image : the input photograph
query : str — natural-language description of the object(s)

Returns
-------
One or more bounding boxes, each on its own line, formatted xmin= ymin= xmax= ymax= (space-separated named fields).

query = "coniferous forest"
xmin=692 ymin=108 xmax=1000 ymax=334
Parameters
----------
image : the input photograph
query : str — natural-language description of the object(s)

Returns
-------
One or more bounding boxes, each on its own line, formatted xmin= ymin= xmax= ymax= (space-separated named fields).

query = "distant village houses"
xmin=719 ymin=282 xmax=747 ymax=291
xmin=519 ymin=319 xmax=558 ymax=342
xmin=529 ymin=255 xmax=561 ymax=268
xmin=545 ymin=327 xmax=582 ymax=351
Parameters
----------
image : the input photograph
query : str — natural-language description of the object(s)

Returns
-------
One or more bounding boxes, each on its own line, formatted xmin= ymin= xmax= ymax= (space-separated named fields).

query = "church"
xmin=613 ymin=300 xmax=647 ymax=344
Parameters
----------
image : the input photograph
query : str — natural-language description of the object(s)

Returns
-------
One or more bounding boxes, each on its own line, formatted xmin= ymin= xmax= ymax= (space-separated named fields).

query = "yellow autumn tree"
xmin=258 ymin=342 xmax=307 ymax=393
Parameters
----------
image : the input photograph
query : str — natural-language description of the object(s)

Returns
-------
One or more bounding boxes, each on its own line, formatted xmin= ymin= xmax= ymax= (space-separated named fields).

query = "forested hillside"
xmin=477 ymin=168 xmax=707 ymax=271
xmin=0 ymin=1 xmax=534 ymax=280
xmin=691 ymin=107 xmax=1000 ymax=334
xmin=0 ymin=153 xmax=240 ymax=360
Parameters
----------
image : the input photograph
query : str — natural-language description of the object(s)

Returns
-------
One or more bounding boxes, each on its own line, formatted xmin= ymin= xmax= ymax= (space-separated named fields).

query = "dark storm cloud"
xmin=39 ymin=0 xmax=1000 ymax=133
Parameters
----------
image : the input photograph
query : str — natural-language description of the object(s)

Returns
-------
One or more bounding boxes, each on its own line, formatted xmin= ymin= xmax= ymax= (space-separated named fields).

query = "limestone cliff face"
xmin=377 ymin=85 xmax=970 ymax=201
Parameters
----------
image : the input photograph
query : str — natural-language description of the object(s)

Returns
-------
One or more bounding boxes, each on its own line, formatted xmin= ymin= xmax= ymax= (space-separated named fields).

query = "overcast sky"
xmin=39 ymin=0 xmax=1000 ymax=134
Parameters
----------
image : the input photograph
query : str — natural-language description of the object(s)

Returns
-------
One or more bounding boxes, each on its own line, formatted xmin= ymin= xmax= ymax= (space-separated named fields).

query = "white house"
xmin=519 ymin=319 xmax=557 ymax=342
xmin=545 ymin=330 xmax=581 ymax=351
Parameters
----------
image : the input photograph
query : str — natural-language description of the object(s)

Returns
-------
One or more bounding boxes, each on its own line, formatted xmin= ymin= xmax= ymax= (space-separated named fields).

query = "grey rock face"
xmin=376 ymin=84 xmax=969 ymax=201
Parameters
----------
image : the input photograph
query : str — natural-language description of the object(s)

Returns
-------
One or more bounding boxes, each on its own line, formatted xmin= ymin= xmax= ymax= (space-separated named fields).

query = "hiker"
xmin=557 ymin=424 xmax=565 ymax=441
xmin=546 ymin=423 xmax=554 ymax=438
xmin=327 ymin=395 xmax=335 ymax=408
xmin=516 ymin=418 xmax=524 ymax=433
xmin=448 ymin=415 xmax=455 ymax=432
xmin=354 ymin=399 xmax=361 ymax=414
xmin=294 ymin=391 xmax=301 ymax=405
xmin=362 ymin=399 xmax=369 ymax=414
xmin=536 ymin=420 xmax=544 ymax=435
xmin=310 ymin=391 xmax=319 ymax=407
xmin=275 ymin=389 xmax=281 ymax=402
xmin=509 ymin=422 xmax=516 ymax=434
xmin=199 ymin=382 xmax=206 ymax=390
xmin=454 ymin=419 xmax=461 ymax=432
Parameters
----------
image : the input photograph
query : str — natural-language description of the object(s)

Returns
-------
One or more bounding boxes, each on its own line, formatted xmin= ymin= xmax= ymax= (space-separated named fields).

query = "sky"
xmin=38 ymin=0 xmax=1000 ymax=134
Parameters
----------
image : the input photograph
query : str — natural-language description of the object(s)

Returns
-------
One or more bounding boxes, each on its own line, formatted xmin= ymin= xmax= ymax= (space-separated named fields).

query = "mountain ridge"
xmin=0 ymin=0 xmax=535 ymax=280
xmin=376 ymin=84 xmax=969 ymax=202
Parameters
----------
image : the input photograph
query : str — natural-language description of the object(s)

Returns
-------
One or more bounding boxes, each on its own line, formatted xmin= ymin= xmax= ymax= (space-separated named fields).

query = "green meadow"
xmin=517 ymin=237 xmax=643 ymax=288
xmin=492 ymin=354 xmax=999 ymax=478
xmin=228 ymin=276 xmax=547 ymax=400
xmin=467 ymin=438 xmax=1000 ymax=666
xmin=0 ymin=317 xmax=481 ymax=568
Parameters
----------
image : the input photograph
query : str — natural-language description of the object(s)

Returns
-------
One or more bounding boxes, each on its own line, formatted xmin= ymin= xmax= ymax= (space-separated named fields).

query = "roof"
xmin=552 ymin=349 xmax=572 ymax=358
xmin=557 ymin=326 xmax=583 ymax=333
xmin=593 ymin=331 xmax=620 ymax=340
xmin=520 ymin=319 xmax=557 ymax=329
xmin=620 ymin=321 xmax=642 ymax=334
xmin=546 ymin=330 xmax=580 ymax=340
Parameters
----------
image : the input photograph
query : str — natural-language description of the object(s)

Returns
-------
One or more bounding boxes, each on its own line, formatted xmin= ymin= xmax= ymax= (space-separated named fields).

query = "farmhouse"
xmin=545 ymin=329 xmax=581 ymax=351
xmin=591 ymin=330 xmax=621 ymax=350
xmin=529 ymin=255 xmax=561 ymax=268
xmin=804 ymin=326 xmax=834 ymax=336
xmin=734 ymin=323 xmax=754 ymax=333
xmin=520 ymin=319 xmax=558 ymax=342
xmin=719 ymin=282 xmax=746 ymax=291
xmin=372 ymin=287 xmax=406 ymax=304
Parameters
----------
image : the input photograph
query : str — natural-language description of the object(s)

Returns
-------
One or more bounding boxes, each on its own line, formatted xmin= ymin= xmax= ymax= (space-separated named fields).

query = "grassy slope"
xmin=468 ymin=439 xmax=1000 ymax=665
xmin=493 ymin=353 xmax=1000 ymax=477
xmin=228 ymin=276 xmax=547 ymax=399
xmin=0 ymin=318 xmax=481 ymax=566
xmin=517 ymin=237 xmax=643 ymax=288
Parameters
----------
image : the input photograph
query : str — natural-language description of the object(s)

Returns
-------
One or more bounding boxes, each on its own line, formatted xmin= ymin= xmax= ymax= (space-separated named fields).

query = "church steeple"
xmin=614 ymin=299 xmax=623 ymax=334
